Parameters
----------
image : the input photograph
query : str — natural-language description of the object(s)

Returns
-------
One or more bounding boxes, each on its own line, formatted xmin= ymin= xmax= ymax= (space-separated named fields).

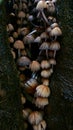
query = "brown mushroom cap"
xmin=14 ymin=40 xmax=24 ymax=49
xmin=41 ymin=69 xmax=53 ymax=78
xmin=23 ymin=35 xmax=34 ymax=44
xmin=35 ymin=84 xmax=51 ymax=97
xmin=41 ymin=60 xmax=50 ymax=69
xmin=13 ymin=32 xmax=18 ymax=39
xmin=49 ymin=58 xmax=56 ymax=65
xmin=50 ymin=27 xmax=62 ymax=37
xmin=50 ymin=22 xmax=59 ymax=29
xmin=28 ymin=111 xmax=43 ymax=125
xmin=35 ymin=97 xmax=49 ymax=108
xmin=7 ymin=23 xmax=14 ymax=32
xmin=39 ymin=42 xmax=50 ymax=50
xmin=29 ymin=61 xmax=40 ymax=72
xmin=50 ymin=41 xmax=60 ymax=51
xmin=17 ymin=56 xmax=31 ymax=66
xmin=18 ymin=11 xmax=26 ymax=19
xmin=40 ymin=32 xmax=49 ymax=40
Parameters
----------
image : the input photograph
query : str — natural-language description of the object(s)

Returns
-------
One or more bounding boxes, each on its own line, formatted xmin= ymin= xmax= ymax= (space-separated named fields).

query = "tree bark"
xmin=0 ymin=1 xmax=24 ymax=130
xmin=45 ymin=0 xmax=73 ymax=130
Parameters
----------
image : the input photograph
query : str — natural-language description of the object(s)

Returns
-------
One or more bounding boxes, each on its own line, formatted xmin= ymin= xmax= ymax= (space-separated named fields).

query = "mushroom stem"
xmin=27 ymin=30 xmax=37 ymax=36
xmin=46 ymin=49 xmax=48 ymax=59
xmin=40 ymin=10 xmax=49 ymax=25
xmin=39 ymin=50 xmax=42 ymax=56
xmin=53 ymin=50 xmax=56 ymax=58
xmin=18 ymin=49 xmax=21 ymax=57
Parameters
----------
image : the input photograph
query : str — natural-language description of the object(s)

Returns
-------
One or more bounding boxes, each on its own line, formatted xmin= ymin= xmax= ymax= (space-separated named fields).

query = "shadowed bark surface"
xmin=0 ymin=1 xmax=24 ymax=130
xmin=45 ymin=0 xmax=73 ymax=130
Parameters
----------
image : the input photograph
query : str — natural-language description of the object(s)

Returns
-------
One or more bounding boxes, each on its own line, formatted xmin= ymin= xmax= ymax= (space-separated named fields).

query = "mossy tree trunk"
xmin=45 ymin=0 xmax=73 ymax=130
xmin=0 ymin=1 xmax=24 ymax=130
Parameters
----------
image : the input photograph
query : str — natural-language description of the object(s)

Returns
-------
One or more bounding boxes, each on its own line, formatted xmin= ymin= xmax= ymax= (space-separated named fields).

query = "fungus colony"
xmin=7 ymin=0 xmax=62 ymax=129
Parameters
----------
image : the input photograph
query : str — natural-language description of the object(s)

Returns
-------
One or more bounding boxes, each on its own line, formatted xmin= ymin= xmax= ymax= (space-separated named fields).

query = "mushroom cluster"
xmin=7 ymin=0 xmax=62 ymax=129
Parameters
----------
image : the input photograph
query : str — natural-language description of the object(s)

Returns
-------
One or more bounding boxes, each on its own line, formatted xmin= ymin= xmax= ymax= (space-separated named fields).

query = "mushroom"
xmin=11 ymin=49 xmax=16 ymax=59
xmin=21 ymin=94 xmax=26 ymax=104
xmin=36 ymin=0 xmax=49 ymax=25
xmin=46 ymin=1 xmax=55 ymax=14
xmin=13 ymin=3 xmax=18 ymax=15
xmin=28 ymin=111 xmax=43 ymax=125
xmin=17 ymin=56 xmax=31 ymax=67
xmin=13 ymin=32 xmax=18 ymax=39
xmin=17 ymin=11 xmax=26 ymax=25
xmin=23 ymin=108 xmax=32 ymax=119
xmin=34 ymin=97 xmax=49 ymax=108
xmin=41 ymin=60 xmax=50 ymax=69
xmin=39 ymin=42 xmax=50 ymax=58
xmin=8 ymin=36 xmax=14 ymax=44
xmin=7 ymin=23 xmax=14 ymax=33
xmin=49 ymin=26 xmax=62 ymax=40
xmin=23 ymin=34 xmax=34 ymax=48
xmin=42 ymin=78 xmax=50 ymax=86
xmin=35 ymin=84 xmax=51 ymax=97
xmin=14 ymin=40 xmax=25 ymax=57
xmin=50 ymin=41 xmax=60 ymax=57
xmin=34 ymin=36 xmax=42 ymax=44
xmin=40 ymin=32 xmax=49 ymax=41
xmin=24 ymin=78 xmax=38 ymax=94
xmin=29 ymin=61 xmax=40 ymax=72
xmin=41 ymin=69 xmax=53 ymax=78
xmin=33 ymin=120 xmax=47 ymax=130
xmin=20 ymin=27 xmax=29 ymax=36
xmin=49 ymin=58 xmax=56 ymax=68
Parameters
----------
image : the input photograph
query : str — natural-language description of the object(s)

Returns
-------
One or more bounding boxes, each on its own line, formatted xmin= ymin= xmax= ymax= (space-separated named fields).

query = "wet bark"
xmin=45 ymin=0 xmax=73 ymax=130
xmin=0 ymin=1 xmax=24 ymax=130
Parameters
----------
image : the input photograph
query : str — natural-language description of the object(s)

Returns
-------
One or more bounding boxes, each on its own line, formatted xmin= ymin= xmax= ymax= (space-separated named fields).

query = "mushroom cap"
xmin=50 ymin=41 xmax=60 ymax=51
xmin=35 ymin=84 xmax=51 ymax=97
xmin=11 ymin=49 xmax=16 ymax=59
xmin=21 ymin=94 xmax=26 ymax=104
xmin=48 ymin=16 xmax=56 ymax=23
xmin=13 ymin=32 xmax=18 ymax=38
xmin=35 ymin=97 xmax=49 ymax=108
xmin=13 ymin=3 xmax=18 ymax=10
xmin=38 ymin=120 xmax=47 ymax=130
xmin=21 ymin=49 xmax=27 ymax=56
xmin=29 ymin=61 xmax=40 ymax=72
xmin=14 ymin=40 xmax=24 ymax=49
xmin=18 ymin=11 xmax=26 ymax=18
xmin=42 ymin=78 xmax=50 ymax=86
xmin=39 ymin=42 xmax=50 ymax=50
xmin=17 ymin=56 xmax=31 ymax=66
xmin=46 ymin=1 xmax=55 ymax=13
xmin=41 ymin=60 xmax=50 ymax=69
xmin=7 ymin=23 xmax=14 ymax=32
xmin=34 ymin=36 xmax=42 ymax=44
xmin=20 ymin=27 xmax=29 ymax=36
xmin=23 ymin=35 xmax=34 ymax=44
xmin=23 ymin=108 xmax=32 ymax=119
xmin=50 ymin=27 xmax=62 ymax=36
xmin=49 ymin=58 xmax=56 ymax=65
xmin=28 ymin=111 xmax=43 ymax=125
xmin=50 ymin=22 xmax=59 ymax=29
xmin=40 ymin=32 xmax=49 ymax=40
xmin=33 ymin=120 xmax=47 ymax=130
xmin=36 ymin=0 xmax=47 ymax=10
xmin=8 ymin=36 xmax=14 ymax=43
xmin=41 ymin=69 xmax=53 ymax=78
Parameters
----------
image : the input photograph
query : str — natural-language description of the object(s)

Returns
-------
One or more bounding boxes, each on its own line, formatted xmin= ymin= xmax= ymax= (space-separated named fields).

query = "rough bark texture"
xmin=45 ymin=0 xmax=73 ymax=130
xmin=0 ymin=1 xmax=24 ymax=130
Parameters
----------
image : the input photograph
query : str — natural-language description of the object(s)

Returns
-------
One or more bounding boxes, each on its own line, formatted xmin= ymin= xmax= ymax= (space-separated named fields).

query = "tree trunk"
xmin=45 ymin=0 xmax=73 ymax=130
xmin=0 ymin=1 xmax=24 ymax=130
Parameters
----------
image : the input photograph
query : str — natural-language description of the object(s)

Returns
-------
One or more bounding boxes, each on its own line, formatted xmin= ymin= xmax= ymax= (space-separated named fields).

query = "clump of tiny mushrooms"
xmin=7 ymin=0 xmax=62 ymax=129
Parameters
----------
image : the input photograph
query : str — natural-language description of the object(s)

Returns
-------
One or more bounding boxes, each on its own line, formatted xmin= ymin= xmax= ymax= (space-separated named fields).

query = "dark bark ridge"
xmin=0 ymin=1 xmax=24 ymax=130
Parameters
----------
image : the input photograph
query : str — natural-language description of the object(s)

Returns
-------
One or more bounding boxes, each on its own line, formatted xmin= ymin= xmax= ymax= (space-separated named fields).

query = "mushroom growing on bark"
xmin=14 ymin=40 xmax=25 ymax=57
